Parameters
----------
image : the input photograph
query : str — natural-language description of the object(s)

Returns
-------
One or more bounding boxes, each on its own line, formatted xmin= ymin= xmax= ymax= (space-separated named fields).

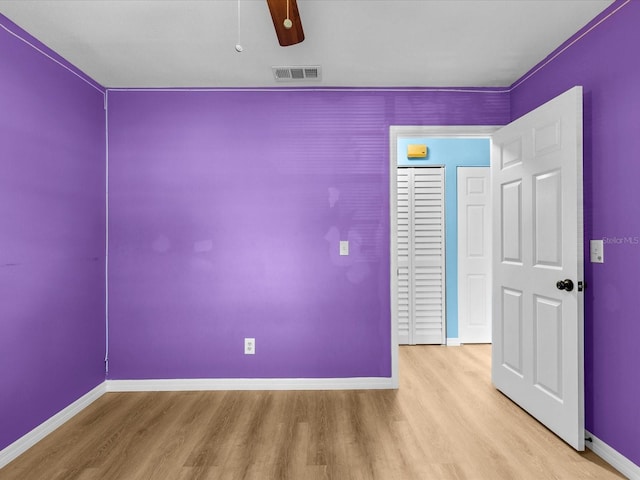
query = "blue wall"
xmin=397 ymin=137 xmax=490 ymax=339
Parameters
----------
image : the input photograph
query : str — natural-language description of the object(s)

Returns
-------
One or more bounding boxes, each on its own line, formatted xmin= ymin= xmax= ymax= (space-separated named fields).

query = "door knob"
xmin=556 ymin=279 xmax=574 ymax=292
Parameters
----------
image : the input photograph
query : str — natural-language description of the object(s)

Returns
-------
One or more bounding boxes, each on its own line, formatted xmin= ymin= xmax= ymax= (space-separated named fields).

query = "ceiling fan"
xmin=266 ymin=0 xmax=305 ymax=46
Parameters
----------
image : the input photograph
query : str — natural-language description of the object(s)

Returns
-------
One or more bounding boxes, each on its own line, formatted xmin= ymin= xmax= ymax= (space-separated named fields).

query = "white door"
xmin=397 ymin=167 xmax=446 ymax=345
xmin=458 ymin=167 xmax=491 ymax=344
xmin=492 ymin=87 xmax=584 ymax=450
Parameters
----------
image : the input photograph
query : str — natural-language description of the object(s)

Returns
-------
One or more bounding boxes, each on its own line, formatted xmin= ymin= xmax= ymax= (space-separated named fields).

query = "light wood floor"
xmin=1 ymin=345 xmax=624 ymax=480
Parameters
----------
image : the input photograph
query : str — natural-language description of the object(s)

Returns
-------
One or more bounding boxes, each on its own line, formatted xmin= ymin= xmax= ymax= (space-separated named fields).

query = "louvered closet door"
xmin=397 ymin=167 xmax=446 ymax=345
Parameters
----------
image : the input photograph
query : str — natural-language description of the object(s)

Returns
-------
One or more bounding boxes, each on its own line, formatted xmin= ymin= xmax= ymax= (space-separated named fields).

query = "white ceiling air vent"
xmin=273 ymin=66 xmax=321 ymax=82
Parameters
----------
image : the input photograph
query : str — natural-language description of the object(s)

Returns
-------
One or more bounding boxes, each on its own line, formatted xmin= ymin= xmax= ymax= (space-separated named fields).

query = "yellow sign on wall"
xmin=407 ymin=144 xmax=427 ymax=158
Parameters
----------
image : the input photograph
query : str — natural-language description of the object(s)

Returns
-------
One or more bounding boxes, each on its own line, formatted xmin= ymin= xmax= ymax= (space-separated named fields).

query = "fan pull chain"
xmin=235 ymin=0 xmax=243 ymax=52
xmin=284 ymin=0 xmax=293 ymax=29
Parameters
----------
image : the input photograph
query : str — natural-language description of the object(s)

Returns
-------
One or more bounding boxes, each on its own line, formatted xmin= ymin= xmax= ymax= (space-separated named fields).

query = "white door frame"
xmin=389 ymin=126 xmax=498 ymax=386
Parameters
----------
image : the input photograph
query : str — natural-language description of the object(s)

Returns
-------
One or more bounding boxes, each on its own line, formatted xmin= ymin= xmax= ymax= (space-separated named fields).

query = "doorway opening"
xmin=391 ymin=88 xmax=585 ymax=450
xmin=389 ymin=126 xmax=497 ymax=384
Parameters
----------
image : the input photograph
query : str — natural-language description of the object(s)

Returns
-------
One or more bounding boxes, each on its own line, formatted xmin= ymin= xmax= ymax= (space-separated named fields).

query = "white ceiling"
xmin=0 ymin=0 xmax=613 ymax=88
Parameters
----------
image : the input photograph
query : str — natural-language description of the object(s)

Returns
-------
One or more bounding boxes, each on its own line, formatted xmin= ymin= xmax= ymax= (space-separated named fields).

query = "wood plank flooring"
xmin=1 ymin=345 xmax=624 ymax=479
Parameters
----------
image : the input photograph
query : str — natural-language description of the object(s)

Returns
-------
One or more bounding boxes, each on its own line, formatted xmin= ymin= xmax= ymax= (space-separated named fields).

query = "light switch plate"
xmin=339 ymin=240 xmax=349 ymax=256
xmin=590 ymin=239 xmax=604 ymax=263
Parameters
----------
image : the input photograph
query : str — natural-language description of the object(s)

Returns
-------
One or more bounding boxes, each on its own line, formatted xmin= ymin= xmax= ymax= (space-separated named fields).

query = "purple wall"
xmin=107 ymin=89 xmax=508 ymax=379
xmin=510 ymin=0 xmax=640 ymax=465
xmin=7 ymin=0 xmax=637 ymax=468
xmin=0 ymin=17 xmax=106 ymax=451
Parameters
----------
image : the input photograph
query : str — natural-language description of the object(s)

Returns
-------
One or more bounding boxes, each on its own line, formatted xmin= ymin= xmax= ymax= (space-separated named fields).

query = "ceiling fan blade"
xmin=266 ymin=0 xmax=305 ymax=47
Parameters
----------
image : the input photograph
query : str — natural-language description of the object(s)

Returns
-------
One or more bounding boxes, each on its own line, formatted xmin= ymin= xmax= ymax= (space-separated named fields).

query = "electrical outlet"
xmin=590 ymin=239 xmax=604 ymax=263
xmin=339 ymin=240 xmax=349 ymax=256
xmin=244 ymin=337 xmax=255 ymax=355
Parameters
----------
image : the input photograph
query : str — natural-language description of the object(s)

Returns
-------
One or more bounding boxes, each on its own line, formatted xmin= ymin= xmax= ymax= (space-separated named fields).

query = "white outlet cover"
xmin=244 ymin=337 xmax=255 ymax=355
xmin=339 ymin=240 xmax=349 ymax=256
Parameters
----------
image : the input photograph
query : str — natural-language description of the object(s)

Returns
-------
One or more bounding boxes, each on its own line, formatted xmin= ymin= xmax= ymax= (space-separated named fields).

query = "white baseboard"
xmin=0 ymin=382 xmax=106 ymax=469
xmin=586 ymin=430 xmax=640 ymax=479
xmin=107 ymin=376 xmax=395 ymax=392
xmin=446 ymin=338 xmax=461 ymax=346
